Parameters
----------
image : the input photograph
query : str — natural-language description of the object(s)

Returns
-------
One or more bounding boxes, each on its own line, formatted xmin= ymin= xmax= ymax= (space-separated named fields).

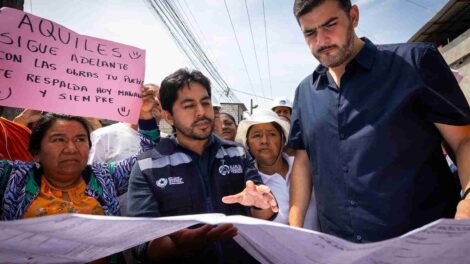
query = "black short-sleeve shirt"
xmin=288 ymin=38 xmax=470 ymax=243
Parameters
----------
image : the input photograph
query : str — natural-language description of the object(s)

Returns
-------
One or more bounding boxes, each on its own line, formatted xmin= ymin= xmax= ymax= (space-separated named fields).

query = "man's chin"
xmin=191 ymin=130 xmax=212 ymax=140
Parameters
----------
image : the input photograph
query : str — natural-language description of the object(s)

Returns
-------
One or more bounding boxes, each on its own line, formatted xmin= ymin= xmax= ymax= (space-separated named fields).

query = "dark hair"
xmin=160 ymin=68 xmax=211 ymax=114
xmin=220 ymin=112 xmax=237 ymax=125
xmin=293 ymin=0 xmax=352 ymax=21
xmin=28 ymin=113 xmax=92 ymax=156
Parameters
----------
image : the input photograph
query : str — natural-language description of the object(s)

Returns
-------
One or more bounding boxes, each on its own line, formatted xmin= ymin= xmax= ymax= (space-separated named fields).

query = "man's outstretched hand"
xmin=222 ymin=180 xmax=278 ymax=213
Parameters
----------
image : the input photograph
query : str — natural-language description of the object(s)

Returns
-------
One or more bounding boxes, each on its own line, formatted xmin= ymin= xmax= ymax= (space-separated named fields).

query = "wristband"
xmin=462 ymin=188 xmax=470 ymax=200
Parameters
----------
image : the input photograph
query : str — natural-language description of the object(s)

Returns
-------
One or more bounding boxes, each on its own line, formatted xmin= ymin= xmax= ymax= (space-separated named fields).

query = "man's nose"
xmin=195 ymin=103 xmax=205 ymax=117
xmin=316 ymin=28 xmax=329 ymax=47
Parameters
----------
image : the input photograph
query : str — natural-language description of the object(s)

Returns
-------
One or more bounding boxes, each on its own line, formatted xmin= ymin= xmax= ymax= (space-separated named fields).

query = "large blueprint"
xmin=0 ymin=213 xmax=468 ymax=263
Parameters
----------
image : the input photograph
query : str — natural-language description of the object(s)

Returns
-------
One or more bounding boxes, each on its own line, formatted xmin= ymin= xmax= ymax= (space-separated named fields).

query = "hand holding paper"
xmin=170 ymin=224 xmax=238 ymax=250
xmin=139 ymin=86 xmax=156 ymax=120
xmin=455 ymin=198 xmax=470 ymax=219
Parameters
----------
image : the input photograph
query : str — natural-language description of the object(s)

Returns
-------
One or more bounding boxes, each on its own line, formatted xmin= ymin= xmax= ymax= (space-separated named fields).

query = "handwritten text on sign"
xmin=0 ymin=8 xmax=145 ymax=123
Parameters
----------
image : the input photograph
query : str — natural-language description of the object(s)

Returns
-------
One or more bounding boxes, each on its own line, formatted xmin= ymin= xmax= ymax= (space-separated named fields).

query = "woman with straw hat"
xmin=236 ymin=109 xmax=318 ymax=230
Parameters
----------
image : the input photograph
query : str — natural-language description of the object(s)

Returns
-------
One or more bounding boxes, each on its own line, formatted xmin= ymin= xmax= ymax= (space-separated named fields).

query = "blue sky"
xmin=25 ymin=0 xmax=448 ymax=109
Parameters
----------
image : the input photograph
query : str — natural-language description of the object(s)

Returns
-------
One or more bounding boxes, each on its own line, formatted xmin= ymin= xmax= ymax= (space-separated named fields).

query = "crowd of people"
xmin=1 ymin=0 xmax=470 ymax=263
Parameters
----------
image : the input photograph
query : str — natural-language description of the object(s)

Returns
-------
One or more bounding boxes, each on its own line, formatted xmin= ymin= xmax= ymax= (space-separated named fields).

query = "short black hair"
xmin=293 ymin=0 xmax=352 ymax=21
xmin=29 ymin=113 xmax=92 ymax=156
xmin=160 ymin=68 xmax=211 ymax=114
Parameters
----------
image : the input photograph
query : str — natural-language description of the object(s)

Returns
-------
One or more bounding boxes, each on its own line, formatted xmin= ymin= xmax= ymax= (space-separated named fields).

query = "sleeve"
xmin=127 ymin=162 xmax=161 ymax=262
xmin=138 ymin=118 xmax=161 ymax=152
xmin=87 ymin=131 xmax=108 ymax=164
xmin=0 ymin=160 xmax=12 ymax=203
xmin=105 ymin=119 xmax=160 ymax=194
xmin=287 ymin=85 xmax=306 ymax=149
xmin=417 ymin=45 xmax=470 ymax=125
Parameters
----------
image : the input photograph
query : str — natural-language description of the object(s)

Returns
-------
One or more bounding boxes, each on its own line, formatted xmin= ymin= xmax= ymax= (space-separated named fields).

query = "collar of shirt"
xmin=312 ymin=37 xmax=378 ymax=88
xmin=172 ymin=134 xmax=219 ymax=157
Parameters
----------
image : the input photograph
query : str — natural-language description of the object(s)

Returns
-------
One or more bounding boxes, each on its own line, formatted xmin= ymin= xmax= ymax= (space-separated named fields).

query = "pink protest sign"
xmin=0 ymin=8 xmax=145 ymax=123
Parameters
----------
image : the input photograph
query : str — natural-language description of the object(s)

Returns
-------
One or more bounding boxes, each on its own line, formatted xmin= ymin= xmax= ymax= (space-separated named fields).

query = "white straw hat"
xmin=235 ymin=109 xmax=290 ymax=148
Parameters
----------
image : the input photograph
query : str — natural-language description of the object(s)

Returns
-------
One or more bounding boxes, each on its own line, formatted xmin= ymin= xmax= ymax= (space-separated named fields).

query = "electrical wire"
xmin=223 ymin=0 xmax=259 ymax=101
xmin=244 ymin=0 xmax=265 ymax=97
xmin=262 ymin=0 xmax=273 ymax=98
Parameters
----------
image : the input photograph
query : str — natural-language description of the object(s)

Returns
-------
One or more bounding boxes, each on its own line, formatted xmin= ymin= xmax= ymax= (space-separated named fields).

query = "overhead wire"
xmin=146 ymin=0 xmax=199 ymax=69
xmin=177 ymin=0 xmax=235 ymax=102
xmin=244 ymin=0 xmax=265 ymax=97
xmin=262 ymin=0 xmax=273 ymax=98
xmin=150 ymin=0 xmax=235 ymax=102
xmin=146 ymin=0 xmax=272 ymax=103
xmin=223 ymin=0 xmax=259 ymax=102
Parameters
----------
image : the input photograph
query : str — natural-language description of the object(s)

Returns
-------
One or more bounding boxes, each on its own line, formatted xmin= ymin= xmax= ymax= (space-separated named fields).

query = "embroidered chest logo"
xmin=219 ymin=164 xmax=243 ymax=175
xmin=156 ymin=177 xmax=184 ymax=188
xmin=219 ymin=165 xmax=230 ymax=175
xmin=156 ymin=178 xmax=168 ymax=188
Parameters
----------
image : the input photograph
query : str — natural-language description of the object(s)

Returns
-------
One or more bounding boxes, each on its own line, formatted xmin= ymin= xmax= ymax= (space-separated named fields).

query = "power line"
xmin=244 ymin=0 xmax=265 ymax=97
xmin=223 ymin=0 xmax=259 ymax=102
xmin=404 ymin=0 xmax=432 ymax=11
xmin=177 ymin=0 xmax=233 ymax=101
xmin=180 ymin=0 xmax=219 ymax=69
xmin=262 ymin=0 xmax=273 ymax=98
xmin=231 ymin=87 xmax=272 ymax=101
xmin=148 ymin=0 xmax=238 ymax=103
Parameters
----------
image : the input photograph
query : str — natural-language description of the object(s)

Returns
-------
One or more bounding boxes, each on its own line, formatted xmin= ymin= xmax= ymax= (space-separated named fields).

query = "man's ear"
xmin=164 ymin=110 xmax=174 ymax=126
xmin=350 ymin=5 xmax=359 ymax=28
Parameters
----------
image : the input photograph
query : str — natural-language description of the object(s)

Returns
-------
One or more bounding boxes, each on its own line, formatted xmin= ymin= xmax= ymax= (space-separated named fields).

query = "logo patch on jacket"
xmin=219 ymin=164 xmax=243 ymax=175
xmin=156 ymin=177 xmax=184 ymax=188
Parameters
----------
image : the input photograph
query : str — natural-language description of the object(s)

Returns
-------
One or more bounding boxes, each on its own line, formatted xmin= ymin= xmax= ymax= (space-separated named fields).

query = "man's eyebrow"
xmin=180 ymin=98 xmax=195 ymax=104
xmin=321 ymin=17 xmax=338 ymax=27
xmin=303 ymin=16 xmax=339 ymax=34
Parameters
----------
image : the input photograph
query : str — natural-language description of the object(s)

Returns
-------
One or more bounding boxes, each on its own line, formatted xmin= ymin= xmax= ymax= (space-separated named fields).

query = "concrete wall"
xmin=221 ymin=104 xmax=244 ymax=124
xmin=440 ymin=28 xmax=470 ymax=103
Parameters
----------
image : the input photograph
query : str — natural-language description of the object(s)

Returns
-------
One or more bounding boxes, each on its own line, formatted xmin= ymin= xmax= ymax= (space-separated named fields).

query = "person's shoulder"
xmin=377 ymin=42 xmax=435 ymax=58
xmin=217 ymin=137 xmax=249 ymax=160
xmin=298 ymin=72 xmax=315 ymax=87
xmin=140 ymin=137 xmax=177 ymax=159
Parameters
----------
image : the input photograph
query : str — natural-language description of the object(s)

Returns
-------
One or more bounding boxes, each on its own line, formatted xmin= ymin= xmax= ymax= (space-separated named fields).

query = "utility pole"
xmin=250 ymin=99 xmax=258 ymax=115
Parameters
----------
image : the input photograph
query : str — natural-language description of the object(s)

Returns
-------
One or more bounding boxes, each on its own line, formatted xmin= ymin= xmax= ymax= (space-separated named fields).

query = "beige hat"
xmin=235 ymin=109 xmax=290 ymax=148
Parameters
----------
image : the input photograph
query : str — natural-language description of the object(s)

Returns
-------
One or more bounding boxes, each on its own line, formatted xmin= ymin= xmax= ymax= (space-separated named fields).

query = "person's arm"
xmin=289 ymin=149 xmax=312 ymax=227
xmin=435 ymin=123 xmax=470 ymax=219
xmin=0 ymin=160 xmax=13 ymax=204
xmin=105 ymin=87 xmax=159 ymax=194
xmin=127 ymin=163 xmax=237 ymax=261
xmin=223 ymin=149 xmax=278 ymax=220
xmin=145 ymin=224 xmax=237 ymax=262
xmin=13 ymin=109 xmax=42 ymax=127
xmin=222 ymin=180 xmax=278 ymax=219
